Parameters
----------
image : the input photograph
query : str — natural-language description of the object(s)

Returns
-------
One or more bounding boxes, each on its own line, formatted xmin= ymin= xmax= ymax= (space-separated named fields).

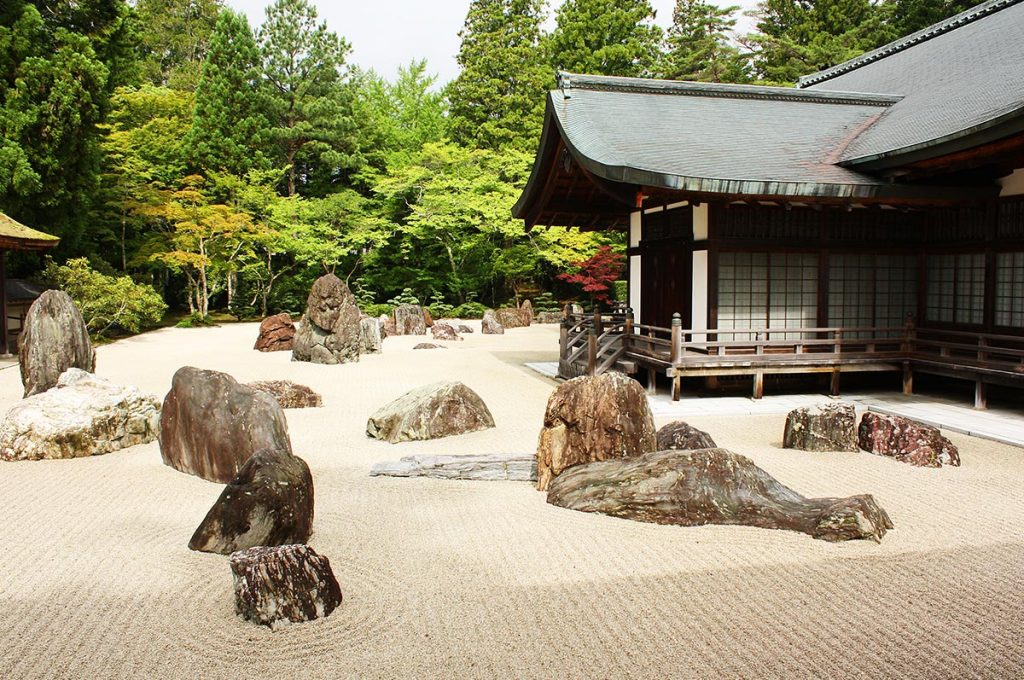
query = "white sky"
xmin=227 ymin=0 xmax=761 ymax=85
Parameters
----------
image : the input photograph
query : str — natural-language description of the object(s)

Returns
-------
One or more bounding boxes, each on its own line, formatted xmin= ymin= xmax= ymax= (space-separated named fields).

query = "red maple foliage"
xmin=557 ymin=246 xmax=625 ymax=306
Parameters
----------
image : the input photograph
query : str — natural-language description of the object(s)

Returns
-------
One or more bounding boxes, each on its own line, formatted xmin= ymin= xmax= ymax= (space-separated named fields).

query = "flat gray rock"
xmin=370 ymin=453 xmax=536 ymax=481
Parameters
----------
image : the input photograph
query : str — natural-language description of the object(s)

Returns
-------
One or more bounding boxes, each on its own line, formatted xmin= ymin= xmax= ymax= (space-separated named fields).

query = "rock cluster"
xmin=656 ymin=421 xmax=717 ymax=450
xmin=292 ymin=274 xmax=362 ymax=365
xmin=18 ymin=290 xmax=96 ymax=397
xmin=858 ymin=412 xmax=960 ymax=467
xmin=431 ymin=323 xmax=462 ymax=341
xmin=393 ymin=304 xmax=427 ymax=335
xmin=159 ymin=366 xmax=291 ymax=482
xmin=535 ymin=372 xmax=656 ymax=490
xmin=359 ymin=317 xmax=382 ymax=354
xmin=783 ymin=402 xmax=859 ymax=452
xmin=367 ymin=381 xmax=495 ymax=443
xmin=371 ymin=453 xmax=536 ymax=481
xmin=253 ymin=313 xmax=295 ymax=352
xmin=481 ymin=310 xmax=504 ymax=334
xmin=536 ymin=311 xmax=563 ymax=324
xmin=247 ymin=380 xmax=322 ymax=409
xmin=547 ymin=448 xmax=893 ymax=542
xmin=0 ymin=369 xmax=160 ymax=461
xmin=190 ymin=448 xmax=314 ymax=555
xmin=230 ymin=544 xmax=342 ymax=629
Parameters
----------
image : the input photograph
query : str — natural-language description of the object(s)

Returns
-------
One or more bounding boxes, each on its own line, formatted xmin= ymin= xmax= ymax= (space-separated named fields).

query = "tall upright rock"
xmin=291 ymin=274 xmax=362 ymax=364
xmin=18 ymin=290 xmax=95 ymax=397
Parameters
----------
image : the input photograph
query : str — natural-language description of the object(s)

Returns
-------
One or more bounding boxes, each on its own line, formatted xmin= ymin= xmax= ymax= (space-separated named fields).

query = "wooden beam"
xmin=0 ymin=249 xmax=7 ymax=356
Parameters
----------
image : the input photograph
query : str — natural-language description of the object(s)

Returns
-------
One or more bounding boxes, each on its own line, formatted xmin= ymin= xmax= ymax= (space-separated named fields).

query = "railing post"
xmin=670 ymin=312 xmax=682 ymax=365
xmin=593 ymin=311 xmax=603 ymax=338
xmin=587 ymin=326 xmax=597 ymax=376
xmin=976 ymin=335 xmax=988 ymax=409
xmin=559 ymin=319 xmax=569 ymax=361
xmin=902 ymin=313 xmax=916 ymax=355
xmin=833 ymin=328 xmax=843 ymax=355
xmin=623 ymin=307 xmax=633 ymax=354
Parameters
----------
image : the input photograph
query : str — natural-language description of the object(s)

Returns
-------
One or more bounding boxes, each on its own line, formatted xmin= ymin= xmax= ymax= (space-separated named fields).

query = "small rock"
xmin=253 ymin=313 xmax=295 ymax=352
xmin=370 ymin=453 xmax=536 ymax=481
xmin=413 ymin=343 xmax=446 ymax=350
xmin=431 ymin=323 xmax=462 ymax=341
xmin=481 ymin=310 xmax=504 ymax=334
xmin=367 ymin=381 xmax=495 ymax=443
xmin=246 ymin=380 xmax=322 ymax=409
xmin=858 ymin=412 xmax=960 ymax=467
xmin=230 ymin=544 xmax=342 ymax=629
xmin=536 ymin=311 xmax=563 ymax=324
xmin=783 ymin=402 xmax=859 ymax=452
xmin=18 ymin=290 xmax=96 ymax=397
xmin=656 ymin=421 xmax=717 ymax=450
xmin=457 ymin=324 xmax=474 ymax=334
xmin=495 ymin=307 xmax=529 ymax=328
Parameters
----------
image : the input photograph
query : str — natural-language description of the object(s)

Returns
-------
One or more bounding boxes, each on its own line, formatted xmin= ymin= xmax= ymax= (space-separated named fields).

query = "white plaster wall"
xmin=629 ymin=211 xmax=642 ymax=323
xmin=999 ymin=168 xmax=1024 ymax=196
xmin=693 ymin=203 xmax=709 ymax=241
xmin=691 ymin=250 xmax=708 ymax=342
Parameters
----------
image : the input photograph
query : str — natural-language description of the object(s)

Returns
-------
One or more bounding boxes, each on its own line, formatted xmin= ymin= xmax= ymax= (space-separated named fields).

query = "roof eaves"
xmin=797 ymin=0 xmax=1024 ymax=88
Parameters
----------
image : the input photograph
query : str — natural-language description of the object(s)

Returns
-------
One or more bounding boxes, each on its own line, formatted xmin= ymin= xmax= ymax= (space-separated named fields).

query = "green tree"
xmin=258 ymin=0 xmax=356 ymax=196
xmin=186 ymin=9 xmax=269 ymax=176
xmin=135 ymin=0 xmax=223 ymax=89
xmin=882 ymin=0 xmax=975 ymax=37
xmin=548 ymin=0 xmax=663 ymax=77
xmin=446 ymin=0 xmax=552 ymax=152
xmin=660 ymin=0 xmax=749 ymax=82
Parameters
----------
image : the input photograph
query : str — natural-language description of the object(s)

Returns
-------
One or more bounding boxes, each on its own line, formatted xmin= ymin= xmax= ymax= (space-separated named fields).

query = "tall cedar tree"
xmin=747 ymin=0 xmax=890 ymax=84
xmin=661 ymin=0 xmax=748 ymax=82
xmin=258 ymin=0 xmax=355 ymax=196
xmin=548 ymin=0 xmax=663 ymax=77
xmin=186 ymin=10 xmax=269 ymax=176
xmin=446 ymin=0 xmax=551 ymax=152
xmin=884 ymin=0 xmax=976 ymax=37
xmin=135 ymin=0 xmax=223 ymax=90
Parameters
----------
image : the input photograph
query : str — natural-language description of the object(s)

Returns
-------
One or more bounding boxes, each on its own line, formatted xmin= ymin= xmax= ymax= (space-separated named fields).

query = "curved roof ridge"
xmin=557 ymin=72 xmax=900 ymax=107
xmin=797 ymin=0 xmax=1023 ymax=88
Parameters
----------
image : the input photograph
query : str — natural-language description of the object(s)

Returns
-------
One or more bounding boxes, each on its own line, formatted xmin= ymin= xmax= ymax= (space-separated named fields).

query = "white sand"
xmin=1 ymin=322 xmax=1022 ymax=679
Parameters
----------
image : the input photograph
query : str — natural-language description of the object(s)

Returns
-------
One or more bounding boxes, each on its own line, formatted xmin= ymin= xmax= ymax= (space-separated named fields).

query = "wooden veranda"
xmin=558 ymin=311 xmax=1024 ymax=408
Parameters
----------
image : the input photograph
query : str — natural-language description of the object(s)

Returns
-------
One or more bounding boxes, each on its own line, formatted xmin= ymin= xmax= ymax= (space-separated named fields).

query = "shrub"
xmin=43 ymin=258 xmax=167 ymax=338
xmin=612 ymin=280 xmax=628 ymax=303
xmin=361 ymin=303 xmax=395 ymax=318
xmin=532 ymin=292 xmax=560 ymax=312
xmin=450 ymin=302 xmax=488 ymax=319
xmin=557 ymin=246 xmax=626 ymax=307
xmin=351 ymin=277 xmax=377 ymax=308
xmin=428 ymin=291 xmax=454 ymax=319
xmin=175 ymin=313 xmax=216 ymax=328
xmin=387 ymin=287 xmax=420 ymax=306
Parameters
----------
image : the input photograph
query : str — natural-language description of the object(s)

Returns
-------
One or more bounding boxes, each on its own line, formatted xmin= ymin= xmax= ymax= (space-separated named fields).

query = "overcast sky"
xmin=227 ymin=0 xmax=761 ymax=85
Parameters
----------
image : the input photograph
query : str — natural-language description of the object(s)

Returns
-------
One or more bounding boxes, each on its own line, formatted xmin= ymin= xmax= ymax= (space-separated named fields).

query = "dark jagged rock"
xmin=159 ymin=366 xmax=292 ymax=482
xmin=360 ymin=317 xmax=382 ymax=354
xmin=230 ymin=544 xmax=342 ymax=629
xmin=253 ymin=313 xmax=295 ymax=352
xmin=394 ymin=304 xmax=427 ymax=335
xmin=291 ymin=274 xmax=362 ymax=365
xmin=783 ymin=402 xmax=859 ymax=452
xmin=481 ymin=310 xmax=504 ymax=334
xmin=495 ymin=307 xmax=529 ymax=328
xmin=18 ymin=290 xmax=95 ymax=397
xmin=431 ymin=323 xmax=462 ymax=341
xmin=246 ymin=380 xmax=322 ymax=409
xmin=656 ymin=421 xmax=717 ymax=451
xmin=190 ymin=448 xmax=313 ymax=554
xmin=536 ymin=372 xmax=656 ymax=491
xmin=370 ymin=453 xmax=536 ymax=481
xmin=547 ymin=448 xmax=893 ymax=542
xmin=413 ymin=342 xmax=446 ymax=350
xmin=367 ymin=381 xmax=495 ymax=443
xmin=858 ymin=412 xmax=960 ymax=467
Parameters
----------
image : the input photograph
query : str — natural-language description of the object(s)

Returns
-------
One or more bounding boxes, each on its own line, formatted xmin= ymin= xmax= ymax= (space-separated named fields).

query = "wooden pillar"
xmin=902 ymin=361 xmax=913 ymax=395
xmin=0 ymin=249 xmax=8 ymax=356
xmin=975 ymin=380 xmax=988 ymax=410
xmin=752 ymin=371 xmax=764 ymax=400
xmin=830 ymin=369 xmax=841 ymax=396
xmin=671 ymin=374 xmax=681 ymax=401
xmin=586 ymin=327 xmax=597 ymax=376
xmin=670 ymin=312 xmax=682 ymax=401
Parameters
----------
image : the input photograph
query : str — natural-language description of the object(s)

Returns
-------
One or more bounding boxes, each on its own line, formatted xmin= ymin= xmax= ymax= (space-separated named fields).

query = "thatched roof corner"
xmin=0 ymin=213 xmax=60 ymax=251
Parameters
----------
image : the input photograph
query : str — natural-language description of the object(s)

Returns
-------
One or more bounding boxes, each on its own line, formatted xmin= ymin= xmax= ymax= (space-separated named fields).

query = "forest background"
xmin=0 ymin=0 xmax=976 ymax=333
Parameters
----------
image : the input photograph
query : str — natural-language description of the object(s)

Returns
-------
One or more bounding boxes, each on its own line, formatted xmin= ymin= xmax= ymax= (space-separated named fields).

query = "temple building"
xmin=513 ymin=0 xmax=1024 ymax=404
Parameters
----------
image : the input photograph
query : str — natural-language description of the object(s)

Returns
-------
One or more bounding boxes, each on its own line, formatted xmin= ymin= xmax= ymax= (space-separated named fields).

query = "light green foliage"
xmin=532 ymin=292 xmax=560 ymax=312
xmin=450 ymin=302 xmax=488 ymax=319
xmin=883 ymin=0 xmax=975 ymax=37
xmin=44 ymin=257 xmax=167 ymax=337
xmin=258 ymin=0 xmax=356 ymax=196
xmin=186 ymin=9 xmax=269 ymax=176
xmin=613 ymin=280 xmax=628 ymax=303
xmin=361 ymin=303 xmax=395 ymax=318
xmin=135 ymin=0 xmax=223 ymax=89
xmin=387 ymin=288 xmax=421 ymax=306
xmin=428 ymin=291 xmax=455 ymax=319
xmin=549 ymin=0 xmax=663 ymax=77
xmin=446 ymin=0 xmax=552 ymax=152
xmin=660 ymin=0 xmax=749 ymax=82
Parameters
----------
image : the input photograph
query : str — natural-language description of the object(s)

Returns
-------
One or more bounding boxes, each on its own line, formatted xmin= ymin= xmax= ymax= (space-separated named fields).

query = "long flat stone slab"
xmin=370 ymin=453 xmax=537 ymax=481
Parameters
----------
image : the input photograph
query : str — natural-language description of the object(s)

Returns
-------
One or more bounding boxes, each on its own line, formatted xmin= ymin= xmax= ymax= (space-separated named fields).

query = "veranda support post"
xmin=670 ymin=313 xmax=682 ymax=401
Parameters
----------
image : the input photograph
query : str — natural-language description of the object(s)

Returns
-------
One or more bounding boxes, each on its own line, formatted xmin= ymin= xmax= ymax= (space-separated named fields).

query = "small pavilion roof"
xmin=0 ymin=213 xmax=60 ymax=250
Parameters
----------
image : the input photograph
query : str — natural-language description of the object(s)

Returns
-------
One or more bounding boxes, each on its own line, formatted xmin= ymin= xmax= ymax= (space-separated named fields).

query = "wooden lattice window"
xmin=926 ymin=253 xmax=985 ymax=325
xmin=718 ymin=252 xmax=817 ymax=339
xmin=828 ymin=254 xmax=917 ymax=336
xmin=995 ymin=252 xmax=1024 ymax=328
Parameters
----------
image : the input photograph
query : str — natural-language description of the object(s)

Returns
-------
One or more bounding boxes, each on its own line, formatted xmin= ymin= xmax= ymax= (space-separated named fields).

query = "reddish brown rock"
xmin=253 ymin=313 xmax=295 ymax=352
xmin=423 ymin=308 xmax=434 ymax=327
xmin=431 ymin=323 xmax=462 ymax=341
xmin=230 ymin=544 xmax=342 ymax=629
xmin=18 ymin=290 xmax=96 ymax=397
xmin=292 ymin=274 xmax=362 ymax=364
xmin=548 ymin=448 xmax=893 ymax=542
xmin=536 ymin=372 xmax=656 ymax=491
xmin=520 ymin=299 xmax=534 ymax=324
xmin=394 ymin=304 xmax=427 ymax=335
xmin=495 ymin=307 xmax=529 ymax=329
xmin=159 ymin=366 xmax=292 ymax=482
xmin=246 ymin=380 xmax=322 ymax=409
xmin=481 ymin=310 xmax=504 ymax=335
xmin=783 ymin=402 xmax=859 ymax=452
xmin=366 ymin=381 xmax=495 ymax=443
xmin=656 ymin=421 xmax=717 ymax=451
xmin=858 ymin=412 xmax=960 ymax=467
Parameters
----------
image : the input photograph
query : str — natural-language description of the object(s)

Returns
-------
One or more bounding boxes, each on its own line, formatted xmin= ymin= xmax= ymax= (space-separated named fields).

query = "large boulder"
xmin=0 ymin=369 xmax=160 ymax=461
xmin=371 ymin=453 xmax=536 ymax=481
xmin=495 ymin=307 xmax=529 ymax=329
xmin=858 ymin=412 xmax=960 ymax=467
xmin=360 ymin=316 xmax=382 ymax=354
xmin=253 ymin=313 xmax=295 ymax=352
xmin=548 ymin=448 xmax=893 ymax=542
xmin=393 ymin=304 xmax=427 ymax=335
xmin=189 ymin=448 xmax=314 ymax=554
xmin=481 ymin=310 xmax=504 ymax=335
xmin=536 ymin=311 xmax=562 ymax=324
xmin=783 ymin=402 xmax=859 ymax=452
xmin=366 ymin=381 xmax=495 ymax=443
xmin=536 ymin=372 xmax=656 ymax=491
xmin=159 ymin=366 xmax=292 ymax=483
xmin=656 ymin=421 xmax=717 ymax=450
xmin=246 ymin=380 xmax=322 ymax=409
xmin=520 ymin=299 xmax=534 ymax=324
xmin=431 ymin=323 xmax=462 ymax=341
xmin=18 ymin=290 xmax=95 ymax=397
xmin=230 ymin=544 xmax=342 ymax=629
xmin=291 ymin=274 xmax=361 ymax=365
